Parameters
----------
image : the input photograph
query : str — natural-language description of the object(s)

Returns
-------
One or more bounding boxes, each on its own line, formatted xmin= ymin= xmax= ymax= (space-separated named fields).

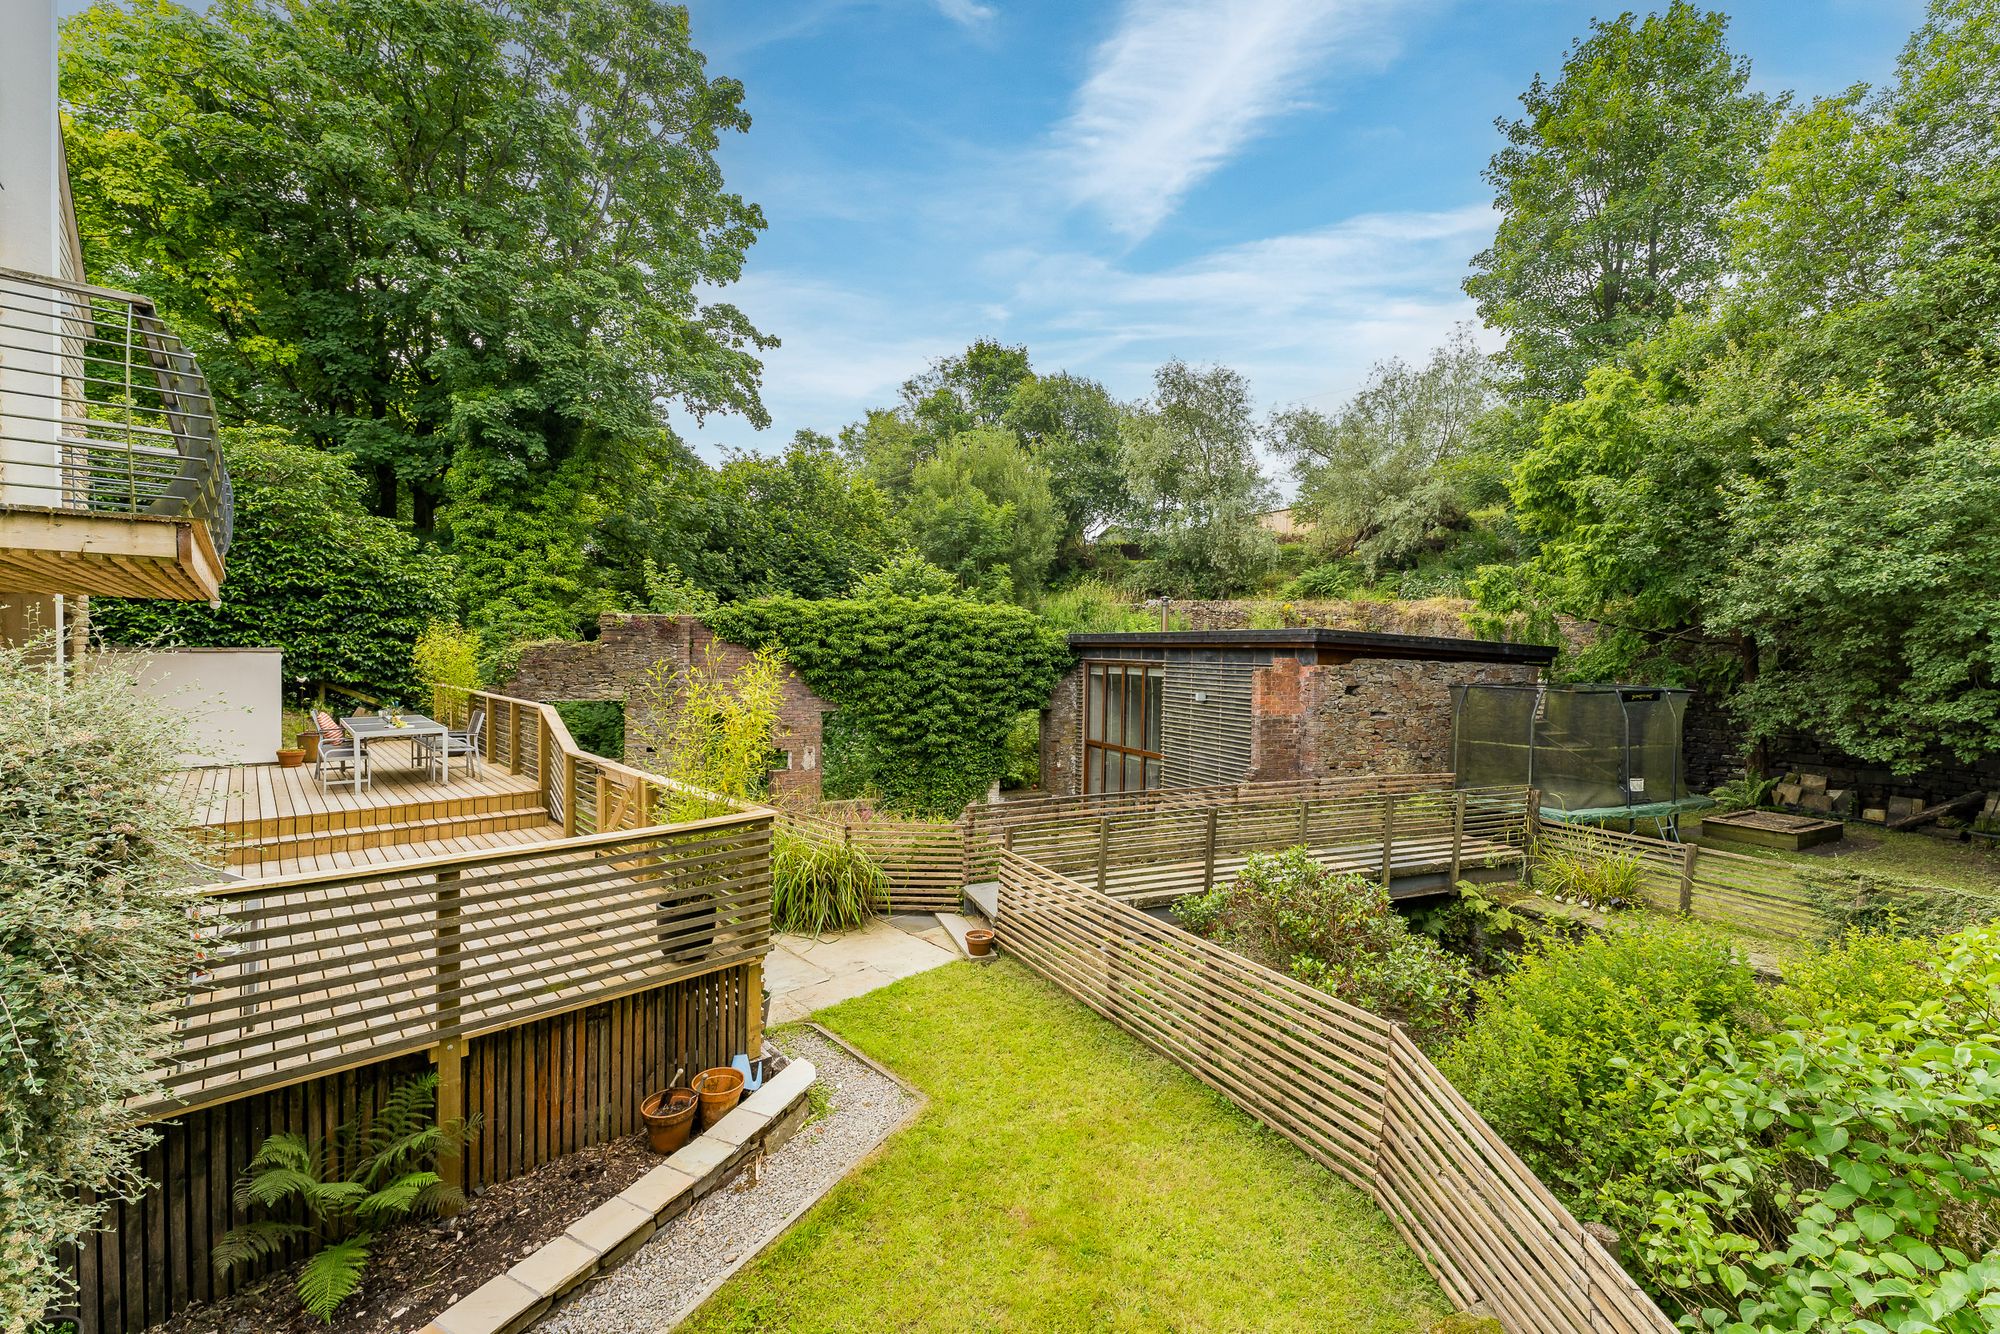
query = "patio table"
xmin=341 ymin=712 xmax=454 ymax=784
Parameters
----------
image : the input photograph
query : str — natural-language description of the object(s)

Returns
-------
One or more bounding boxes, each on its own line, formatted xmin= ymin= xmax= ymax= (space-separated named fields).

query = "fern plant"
xmin=1707 ymin=773 xmax=1778 ymax=811
xmin=212 ymin=1073 xmax=479 ymax=1321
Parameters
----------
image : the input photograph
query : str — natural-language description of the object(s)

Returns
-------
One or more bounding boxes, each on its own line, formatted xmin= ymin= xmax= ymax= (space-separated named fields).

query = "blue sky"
xmin=676 ymin=0 xmax=1923 ymax=458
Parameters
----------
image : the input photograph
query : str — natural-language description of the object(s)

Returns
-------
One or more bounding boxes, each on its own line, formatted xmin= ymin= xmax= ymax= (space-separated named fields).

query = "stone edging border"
xmin=646 ymin=1023 xmax=929 ymax=1332
xmin=417 ymin=1058 xmax=817 ymax=1334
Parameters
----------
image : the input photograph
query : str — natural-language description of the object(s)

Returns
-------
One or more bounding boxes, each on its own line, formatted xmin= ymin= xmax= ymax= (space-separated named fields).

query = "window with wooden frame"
xmin=1083 ymin=660 xmax=1164 ymax=794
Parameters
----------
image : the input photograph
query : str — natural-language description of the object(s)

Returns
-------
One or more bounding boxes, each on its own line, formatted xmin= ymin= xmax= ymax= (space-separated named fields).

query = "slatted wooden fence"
xmin=996 ymin=851 xmax=1675 ymax=1334
xmin=62 ymin=967 xmax=754 ymax=1334
xmin=777 ymin=806 xmax=967 ymax=913
xmin=1533 ymin=817 xmax=1823 ymax=938
xmin=161 ymin=813 xmax=772 ymax=1115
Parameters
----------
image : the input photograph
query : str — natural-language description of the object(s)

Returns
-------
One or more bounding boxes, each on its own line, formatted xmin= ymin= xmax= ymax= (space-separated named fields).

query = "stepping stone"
xmin=936 ymin=911 xmax=996 ymax=963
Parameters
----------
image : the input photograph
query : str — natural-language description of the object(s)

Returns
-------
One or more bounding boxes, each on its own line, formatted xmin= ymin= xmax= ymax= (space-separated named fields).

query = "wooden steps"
xmin=224 ymin=800 xmax=554 ymax=869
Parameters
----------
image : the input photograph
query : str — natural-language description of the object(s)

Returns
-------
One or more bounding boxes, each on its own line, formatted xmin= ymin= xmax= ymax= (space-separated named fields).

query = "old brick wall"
xmin=500 ymin=613 xmax=830 ymax=799
xmin=1248 ymin=656 xmax=1304 ymax=781
xmin=1298 ymin=658 xmax=1542 ymax=779
xmin=1039 ymin=662 xmax=1086 ymax=796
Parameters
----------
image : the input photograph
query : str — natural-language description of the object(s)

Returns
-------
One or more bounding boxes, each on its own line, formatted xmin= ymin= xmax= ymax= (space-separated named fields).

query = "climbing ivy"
xmin=705 ymin=595 xmax=1070 ymax=816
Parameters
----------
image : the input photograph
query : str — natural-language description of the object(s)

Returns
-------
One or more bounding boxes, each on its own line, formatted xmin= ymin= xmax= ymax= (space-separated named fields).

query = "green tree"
xmin=62 ymin=0 xmax=770 ymax=631
xmin=1120 ymin=360 xmax=1275 ymax=597
xmin=899 ymin=338 xmax=1035 ymax=442
xmin=93 ymin=428 xmax=457 ymax=696
xmin=1271 ymin=325 xmax=1504 ymax=578
xmin=905 ymin=428 xmax=1059 ymax=600
xmin=1464 ymin=3 xmax=1780 ymax=400
xmin=1004 ymin=371 xmax=1129 ymax=567
xmin=613 ymin=433 xmax=902 ymax=604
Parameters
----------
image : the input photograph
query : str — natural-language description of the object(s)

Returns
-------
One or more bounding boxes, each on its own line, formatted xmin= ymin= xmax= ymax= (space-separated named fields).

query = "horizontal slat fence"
xmin=778 ymin=807 xmax=967 ymax=912
xmin=1534 ymin=817 xmax=1822 ymax=938
xmin=161 ymin=813 xmax=772 ymax=1114
xmin=996 ymin=851 xmax=1675 ymax=1334
xmin=64 ymin=967 xmax=752 ymax=1334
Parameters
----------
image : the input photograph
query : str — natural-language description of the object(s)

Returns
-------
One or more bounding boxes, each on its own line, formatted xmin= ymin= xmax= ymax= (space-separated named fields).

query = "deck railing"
xmin=996 ymin=850 xmax=1676 ymax=1334
xmin=0 ymin=266 xmax=229 ymax=552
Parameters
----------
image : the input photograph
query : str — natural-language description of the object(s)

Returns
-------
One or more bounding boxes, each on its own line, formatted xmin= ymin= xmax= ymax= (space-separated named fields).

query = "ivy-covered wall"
xmin=705 ymin=595 xmax=1070 ymax=816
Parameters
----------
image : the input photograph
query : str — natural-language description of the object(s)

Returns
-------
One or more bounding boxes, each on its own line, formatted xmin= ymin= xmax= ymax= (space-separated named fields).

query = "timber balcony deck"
xmin=174 ymin=759 xmax=558 ymax=876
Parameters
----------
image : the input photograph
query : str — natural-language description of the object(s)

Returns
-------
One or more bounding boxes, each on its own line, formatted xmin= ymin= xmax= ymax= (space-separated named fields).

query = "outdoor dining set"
xmin=310 ymin=707 xmax=486 ymax=793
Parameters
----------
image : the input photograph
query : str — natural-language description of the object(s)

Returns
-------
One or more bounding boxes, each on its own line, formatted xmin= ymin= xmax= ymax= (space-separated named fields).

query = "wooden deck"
xmin=171 ymin=760 xmax=554 ymax=876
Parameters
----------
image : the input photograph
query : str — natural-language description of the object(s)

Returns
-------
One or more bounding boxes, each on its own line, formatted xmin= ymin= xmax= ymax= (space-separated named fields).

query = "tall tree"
xmin=1271 ymin=325 xmax=1502 ymax=576
xmin=905 ymin=428 xmax=1059 ymax=600
xmin=1120 ymin=361 xmax=1275 ymax=597
xmin=62 ymin=0 xmax=771 ymax=636
xmin=1004 ymin=371 xmax=1129 ymax=567
xmin=899 ymin=338 xmax=1035 ymax=442
xmin=1464 ymin=3 xmax=1780 ymax=400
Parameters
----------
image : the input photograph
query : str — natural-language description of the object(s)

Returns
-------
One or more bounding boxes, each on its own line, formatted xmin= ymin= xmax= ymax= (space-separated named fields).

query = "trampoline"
xmin=1450 ymin=683 xmax=1712 ymax=840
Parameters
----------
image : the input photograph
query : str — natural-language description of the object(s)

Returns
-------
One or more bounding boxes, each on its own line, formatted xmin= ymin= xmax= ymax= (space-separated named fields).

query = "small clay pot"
xmin=640 ymin=1086 xmax=699 ymax=1154
xmin=296 ymin=729 xmax=322 ymax=763
xmin=965 ymin=928 xmax=995 ymax=957
xmin=276 ymin=748 xmax=306 ymax=769
xmin=693 ymin=1067 xmax=745 ymax=1130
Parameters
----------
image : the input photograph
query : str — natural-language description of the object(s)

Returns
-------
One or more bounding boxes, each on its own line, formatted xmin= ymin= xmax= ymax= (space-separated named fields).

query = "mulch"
xmin=153 ymin=1132 xmax=659 ymax=1334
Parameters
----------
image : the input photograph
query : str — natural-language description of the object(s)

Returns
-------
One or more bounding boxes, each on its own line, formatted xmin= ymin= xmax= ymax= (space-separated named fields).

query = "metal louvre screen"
xmin=1452 ymin=684 xmax=1690 ymax=814
xmin=1161 ymin=659 xmax=1258 ymax=788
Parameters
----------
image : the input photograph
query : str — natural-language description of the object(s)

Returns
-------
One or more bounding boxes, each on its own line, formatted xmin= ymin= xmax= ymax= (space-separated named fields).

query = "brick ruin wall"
xmin=500 ymin=613 xmax=829 ymax=799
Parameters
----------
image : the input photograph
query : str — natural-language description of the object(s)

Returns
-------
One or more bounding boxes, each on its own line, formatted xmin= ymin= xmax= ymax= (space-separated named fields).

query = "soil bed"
xmin=154 ymin=1132 xmax=659 ymax=1334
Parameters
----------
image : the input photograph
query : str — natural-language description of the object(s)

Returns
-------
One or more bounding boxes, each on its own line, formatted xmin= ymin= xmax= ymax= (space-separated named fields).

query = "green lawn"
xmin=682 ymin=961 xmax=1450 ymax=1334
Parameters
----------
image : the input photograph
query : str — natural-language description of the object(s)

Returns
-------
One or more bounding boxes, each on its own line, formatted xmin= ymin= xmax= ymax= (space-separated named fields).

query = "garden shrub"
xmin=1173 ymin=847 xmax=1472 ymax=1045
xmin=630 ymin=646 xmax=785 ymax=821
xmin=0 ymin=641 xmax=203 ymax=1331
xmin=554 ymin=700 xmax=625 ymax=760
xmin=1438 ymin=918 xmax=1760 ymax=1206
xmin=771 ymin=832 xmax=889 ymax=936
xmin=705 ymin=594 xmax=1069 ymax=817
xmin=411 ymin=621 xmax=483 ymax=703
xmin=1000 ymin=710 xmax=1041 ymax=790
xmin=1035 ymin=578 xmax=1154 ymax=635
xmin=1531 ymin=841 xmax=1647 ymax=907
xmin=214 ymin=1072 xmax=476 ymax=1320
xmin=1767 ymin=929 xmax=1956 ymax=1028
xmin=1624 ymin=924 xmax=2000 ymax=1331
xmin=1281 ymin=560 xmax=1359 ymax=600
xmin=92 ymin=427 xmax=455 ymax=697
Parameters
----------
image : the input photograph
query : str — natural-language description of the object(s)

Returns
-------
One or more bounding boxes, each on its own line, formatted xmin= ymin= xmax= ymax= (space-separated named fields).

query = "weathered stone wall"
xmin=1684 ymin=691 xmax=2000 ymax=806
xmin=500 ymin=613 xmax=830 ymax=798
xmin=1296 ymin=658 xmax=1540 ymax=777
xmin=1039 ymin=662 xmax=1087 ymax=796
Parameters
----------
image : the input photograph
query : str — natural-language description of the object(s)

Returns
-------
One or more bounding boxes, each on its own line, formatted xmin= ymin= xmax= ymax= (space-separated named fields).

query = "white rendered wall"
xmin=105 ymin=648 xmax=286 ymax=768
xmin=0 ymin=1 xmax=66 ymax=506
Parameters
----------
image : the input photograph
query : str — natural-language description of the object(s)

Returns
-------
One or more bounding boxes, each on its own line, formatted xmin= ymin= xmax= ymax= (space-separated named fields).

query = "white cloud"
xmin=934 ymin=0 xmax=996 ymax=25
xmin=1055 ymin=0 xmax=1407 ymax=239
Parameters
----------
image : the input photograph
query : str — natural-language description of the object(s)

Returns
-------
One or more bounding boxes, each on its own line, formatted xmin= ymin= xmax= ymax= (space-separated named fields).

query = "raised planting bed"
xmin=1700 ymin=809 xmax=1846 ymax=852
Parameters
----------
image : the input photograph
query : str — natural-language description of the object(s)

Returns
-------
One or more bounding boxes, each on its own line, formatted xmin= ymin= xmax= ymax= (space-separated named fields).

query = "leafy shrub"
xmin=554 ymin=700 xmax=625 ymax=760
xmin=1531 ymin=841 xmax=1646 ymax=907
xmin=0 ymin=640 xmax=203 ymax=1330
xmin=1281 ymin=561 xmax=1359 ymax=600
xmin=214 ymin=1073 xmax=477 ymax=1320
xmin=1000 ymin=710 xmax=1041 ymax=790
xmin=1036 ymin=578 xmax=1155 ymax=636
xmin=1707 ymin=773 xmax=1778 ymax=812
xmin=771 ymin=832 xmax=889 ymax=936
xmin=850 ymin=550 xmax=960 ymax=599
xmin=1409 ymin=880 xmax=1525 ymax=972
xmin=630 ymin=646 xmax=785 ymax=821
xmin=706 ymin=595 xmax=1070 ymax=817
xmin=1767 ymin=929 xmax=1955 ymax=1027
xmin=1173 ymin=847 xmax=1472 ymax=1045
xmin=412 ymin=621 xmax=482 ymax=704
xmin=93 ymin=427 xmax=455 ymax=696
xmin=1438 ymin=918 xmax=1760 ymax=1205
xmin=1626 ymin=925 xmax=2000 ymax=1331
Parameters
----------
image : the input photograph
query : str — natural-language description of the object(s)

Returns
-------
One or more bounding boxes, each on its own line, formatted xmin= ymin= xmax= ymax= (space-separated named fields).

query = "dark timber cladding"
xmin=1056 ymin=628 xmax=1558 ymax=796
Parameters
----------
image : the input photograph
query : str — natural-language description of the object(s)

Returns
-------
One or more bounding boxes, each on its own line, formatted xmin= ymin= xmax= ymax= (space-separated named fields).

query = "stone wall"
xmin=1164 ymin=597 xmax=1593 ymax=656
xmin=1040 ymin=662 xmax=1086 ymax=796
xmin=500 ymin=613 xmax=830 ymax=799
xmin=1684 ymin=691 xmax=2000 ymax=806
xmin=1305 ymin=658 xmax=1540 ymax=778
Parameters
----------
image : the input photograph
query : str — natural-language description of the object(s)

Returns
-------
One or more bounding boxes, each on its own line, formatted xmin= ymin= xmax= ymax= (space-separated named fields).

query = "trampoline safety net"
xmin=1450 ymin=683 xmax=1690 ymax=815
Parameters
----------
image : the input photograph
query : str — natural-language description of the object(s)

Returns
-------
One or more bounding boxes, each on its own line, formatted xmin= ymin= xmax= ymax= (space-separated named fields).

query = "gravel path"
xmin=541 ymin=1029 xmax=916 ymax=1333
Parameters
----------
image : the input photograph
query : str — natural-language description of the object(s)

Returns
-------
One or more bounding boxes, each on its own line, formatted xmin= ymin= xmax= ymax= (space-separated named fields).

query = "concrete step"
xmin=963 ymin=880 xmax=999 ymax=919
xmin=937 ymin=911 xmax=996 ymax=963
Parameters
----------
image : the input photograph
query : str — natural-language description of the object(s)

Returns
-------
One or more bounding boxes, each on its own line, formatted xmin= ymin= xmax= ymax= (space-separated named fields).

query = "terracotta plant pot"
xmin=640 ymin=1086 xmax=699 ymax=1155
xmin=275 ymin=748 xmax=306 ymax=769
xmin=693 ymin=1067 xmax=744 ymax=1130
xmin=965 ymin=928 xmax=995 ymax=957
xmin=296 ymin=729 xmax=322 ymax=763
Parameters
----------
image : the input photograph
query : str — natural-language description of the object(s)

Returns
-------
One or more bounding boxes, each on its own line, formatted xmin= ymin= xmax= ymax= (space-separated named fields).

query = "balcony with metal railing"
xmin=0 ymin=266 xmax=229 ymax=600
